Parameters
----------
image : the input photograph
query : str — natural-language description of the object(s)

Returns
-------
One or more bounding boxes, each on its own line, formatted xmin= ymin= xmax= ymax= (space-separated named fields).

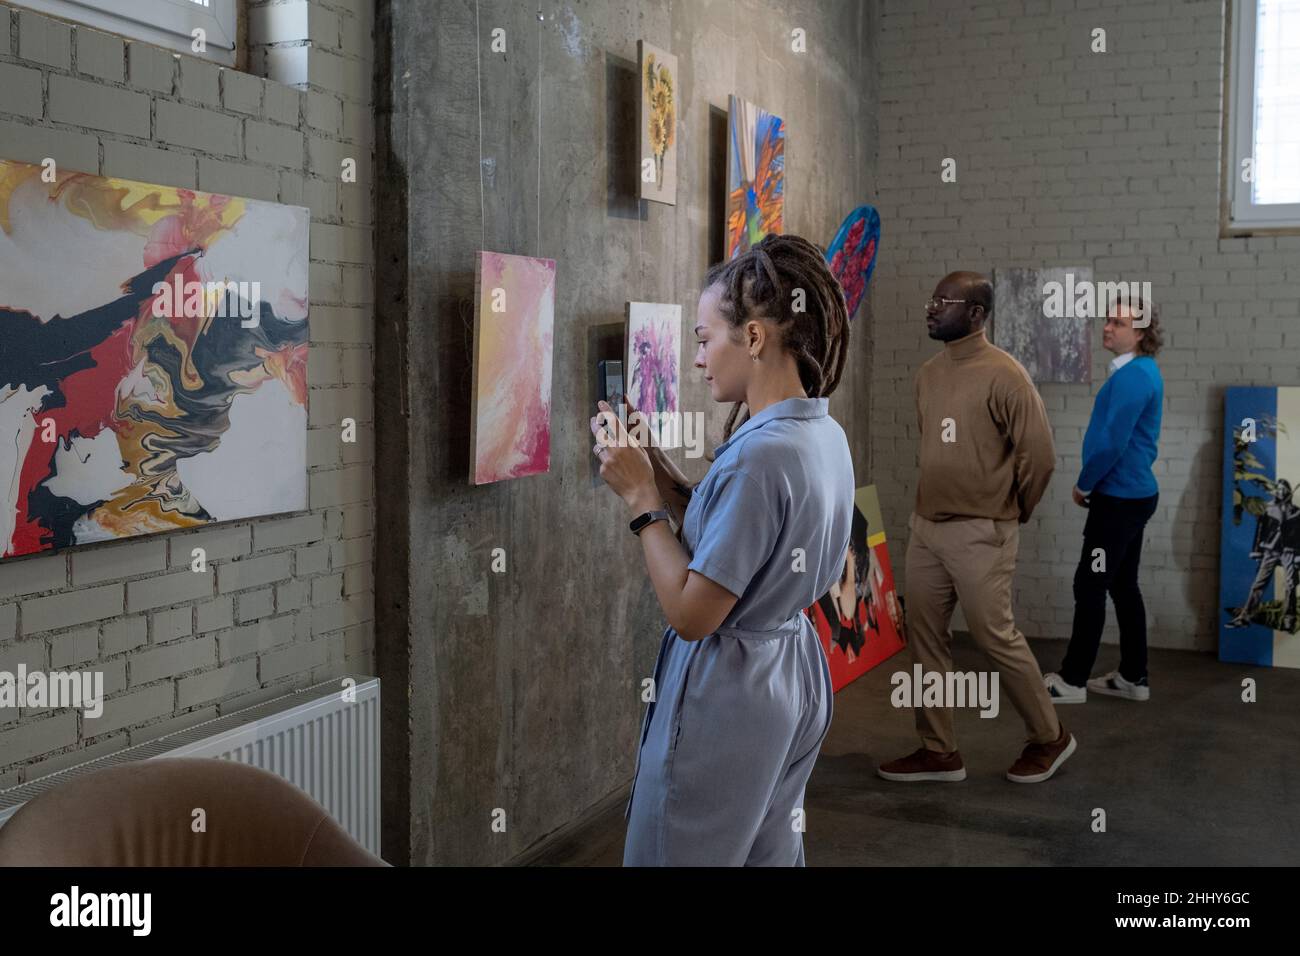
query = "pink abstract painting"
xmin=470 ymin=251 xmax=557 ymax=485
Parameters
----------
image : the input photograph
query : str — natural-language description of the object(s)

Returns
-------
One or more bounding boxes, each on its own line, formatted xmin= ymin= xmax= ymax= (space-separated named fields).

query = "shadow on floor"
xmin=525 ymin=637 xmax=1300 ymax=866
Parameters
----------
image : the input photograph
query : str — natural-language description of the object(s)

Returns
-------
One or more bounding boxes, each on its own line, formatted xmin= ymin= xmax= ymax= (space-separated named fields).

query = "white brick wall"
xmin=0 ymin=61 xmax=42 ymax=116
xmin=0 ymin=0 xmax=376 ymax=782
xmin=872 ymin=0 xmax=1300 ymax=655
xmin=75 ymin=27 xmax=123 ymax=83
xmin=17 ymin=8 xmax=69 ymax=68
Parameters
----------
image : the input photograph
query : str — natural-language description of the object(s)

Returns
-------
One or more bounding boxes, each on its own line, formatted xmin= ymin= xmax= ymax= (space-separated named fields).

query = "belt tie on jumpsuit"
xmin=712 ymin=613 xmax=808 ymax=641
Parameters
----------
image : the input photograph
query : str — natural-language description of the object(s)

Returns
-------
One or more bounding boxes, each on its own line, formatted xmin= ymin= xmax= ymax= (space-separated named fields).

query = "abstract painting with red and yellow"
xmin=725 ymin=94 xmax=785 ymax=259
xmin=470 ymin=251 xmax=556 ymax=485
xmin=0 ymin=159 xmax=309 ymax=560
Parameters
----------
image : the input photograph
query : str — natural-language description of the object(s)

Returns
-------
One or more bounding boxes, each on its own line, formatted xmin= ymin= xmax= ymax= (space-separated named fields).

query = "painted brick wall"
xmin=0 ymin=0 xmax=376 ymax=787
xmin=871 ymin=0 xmax=1300 ymax=654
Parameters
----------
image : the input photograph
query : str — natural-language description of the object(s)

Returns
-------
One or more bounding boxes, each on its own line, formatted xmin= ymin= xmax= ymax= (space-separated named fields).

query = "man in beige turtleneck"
xmin=878 ymin=271 xmax=1077 ymax=785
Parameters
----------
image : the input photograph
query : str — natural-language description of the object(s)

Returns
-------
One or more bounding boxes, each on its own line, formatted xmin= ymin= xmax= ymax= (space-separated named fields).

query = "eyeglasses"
xmin=925 ymin=297 xmax=970 ymax=312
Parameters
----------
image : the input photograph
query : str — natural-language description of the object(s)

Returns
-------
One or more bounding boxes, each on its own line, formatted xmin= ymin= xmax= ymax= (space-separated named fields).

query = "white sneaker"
xmin=1088 ymin=671 xmax=1150 ymax=701
xmin=1044 ymin=672 xmax=1087 ymax=704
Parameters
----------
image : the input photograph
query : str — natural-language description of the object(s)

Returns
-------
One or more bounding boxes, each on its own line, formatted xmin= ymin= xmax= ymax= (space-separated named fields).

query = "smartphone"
xmin=598 ymin=360 xmax=626 ymax=424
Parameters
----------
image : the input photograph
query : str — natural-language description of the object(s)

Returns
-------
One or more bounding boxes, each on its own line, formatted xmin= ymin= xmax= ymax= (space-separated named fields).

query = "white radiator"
xmin=0 ymin=676 xmax=381 ymax=856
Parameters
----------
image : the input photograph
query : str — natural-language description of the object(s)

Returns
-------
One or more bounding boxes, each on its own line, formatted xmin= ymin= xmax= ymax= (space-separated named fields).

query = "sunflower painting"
xmin=725 ymin=94 xmax=785 ymax=259
xmin=638 ymin=41 xmax=677 ymax=205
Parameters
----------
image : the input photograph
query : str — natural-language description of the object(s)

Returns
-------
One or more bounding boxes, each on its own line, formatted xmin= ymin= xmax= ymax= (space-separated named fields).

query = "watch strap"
xmin=629 ymin=509 xmax=671 ymax=535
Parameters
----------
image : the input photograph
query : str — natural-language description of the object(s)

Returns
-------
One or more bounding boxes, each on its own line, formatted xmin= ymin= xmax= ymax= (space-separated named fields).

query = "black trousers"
xmin=1059 ymin=492 xmax=1159 ymax=686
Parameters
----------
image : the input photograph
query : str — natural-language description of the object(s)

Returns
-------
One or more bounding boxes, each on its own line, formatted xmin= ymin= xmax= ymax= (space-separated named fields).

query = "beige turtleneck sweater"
xmin=914 ymin=328 xmax=1056 ymax=522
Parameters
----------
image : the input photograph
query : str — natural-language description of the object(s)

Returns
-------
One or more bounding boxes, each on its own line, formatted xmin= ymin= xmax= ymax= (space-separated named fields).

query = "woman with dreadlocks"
xmin=589 ymin=234 xmax=853 ymax=866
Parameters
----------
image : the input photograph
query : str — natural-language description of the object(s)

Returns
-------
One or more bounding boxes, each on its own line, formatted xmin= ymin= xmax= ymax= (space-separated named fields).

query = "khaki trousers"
xmin=904 ymin=512 xmax=1060 ymax=752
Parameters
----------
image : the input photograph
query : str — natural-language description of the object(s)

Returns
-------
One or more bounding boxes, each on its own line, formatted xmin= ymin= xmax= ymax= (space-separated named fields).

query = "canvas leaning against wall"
xmin=625 ymin=301 xmax=681 ymax=449
xmin=470 ymin=251 xmax=557 ymax=485
xmin=991 ymin=266 xmax=1093 ymax=385
xmin=1220 ymin=386 xmax=1300 ymax=669
xmin=725 ymin=94 xmax=785 ymax=259
xmin=805 ymin=485 xmax=906 ymax=692
xmin=0 ymin=159 xmax=310 ymax=562
xmin=638 ymin=40 xmax=677 ymax=206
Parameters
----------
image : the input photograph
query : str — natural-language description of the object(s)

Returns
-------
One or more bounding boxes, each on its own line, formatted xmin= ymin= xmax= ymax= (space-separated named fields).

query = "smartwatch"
xmin=629 ymin=510 xmax=671 ymax=536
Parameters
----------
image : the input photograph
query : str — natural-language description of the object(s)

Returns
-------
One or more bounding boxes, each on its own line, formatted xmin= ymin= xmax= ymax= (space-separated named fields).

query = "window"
xmin=15 ymin=0 xmax=238 ymax=66
xmin=1226 ymin=0 xmax=1300 ymax=231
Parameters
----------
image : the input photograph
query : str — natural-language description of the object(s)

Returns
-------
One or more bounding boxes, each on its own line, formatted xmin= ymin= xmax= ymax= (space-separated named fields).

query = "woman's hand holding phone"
xmin=621 ymin=394 xmax=693 ymax=527
xmin=591 ymin=400 xmax=658 ymax=513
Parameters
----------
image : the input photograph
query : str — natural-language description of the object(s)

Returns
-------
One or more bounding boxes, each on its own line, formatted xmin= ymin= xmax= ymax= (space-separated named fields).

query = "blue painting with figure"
xmin=1220 ymin=386 xmax=1300 ymax=669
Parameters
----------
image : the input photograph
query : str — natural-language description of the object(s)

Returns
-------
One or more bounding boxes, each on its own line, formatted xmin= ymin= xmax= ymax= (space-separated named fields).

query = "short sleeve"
xmin=686 ymin=466 xmax=782 ymax=599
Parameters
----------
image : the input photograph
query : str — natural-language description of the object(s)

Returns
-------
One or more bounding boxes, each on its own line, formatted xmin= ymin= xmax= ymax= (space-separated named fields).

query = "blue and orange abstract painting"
xmin=725 ymin=94 xmax=784 ymax=259
xmin=826 ymin=205 xmax=880 ymax=321
xmin=1220 ymin=386 xmax=1300 ymax=668
xmin=0 ymin=159 xmax=310 ymax=560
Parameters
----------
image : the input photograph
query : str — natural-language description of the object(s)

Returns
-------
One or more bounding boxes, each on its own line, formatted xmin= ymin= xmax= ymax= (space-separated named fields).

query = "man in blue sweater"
xmin=1044 ymin=299 xmax=1164 ymax=703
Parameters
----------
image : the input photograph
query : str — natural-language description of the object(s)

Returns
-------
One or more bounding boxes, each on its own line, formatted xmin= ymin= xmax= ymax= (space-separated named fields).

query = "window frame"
xmin=13 ymin=0 xmax=239 ymax=67
xmin=1224 ymin=0 xmax=1300 ymax=233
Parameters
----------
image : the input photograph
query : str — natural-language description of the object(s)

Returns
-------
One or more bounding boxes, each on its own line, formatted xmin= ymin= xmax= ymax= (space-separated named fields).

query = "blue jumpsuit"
xmin=623 ymin=396 xmax=855 ymax=866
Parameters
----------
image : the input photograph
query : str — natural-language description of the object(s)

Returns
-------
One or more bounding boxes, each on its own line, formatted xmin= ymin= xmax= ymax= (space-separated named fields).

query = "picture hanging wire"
xmin=474 ymin=0 xmax=485 ymax=253
xmin=537 ymin=7 xmax=544 ymax=258
xmin=469 ymin=0 xmax=485 ymax=372
xmin=472 ymin=2 xmax=545 ymax=259
xmin=635 ymin=0 xmax=642 ymax=293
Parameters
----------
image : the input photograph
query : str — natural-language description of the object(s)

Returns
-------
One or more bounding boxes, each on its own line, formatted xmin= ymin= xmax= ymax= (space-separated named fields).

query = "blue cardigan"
xmin=1077 ymin=356 xmax=1163 ymax=498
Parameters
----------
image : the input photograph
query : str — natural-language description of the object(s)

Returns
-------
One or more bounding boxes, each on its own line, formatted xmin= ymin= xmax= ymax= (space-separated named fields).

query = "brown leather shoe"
xmin=877 ymin=747 xmax=966 ymax=782
xmin=1006 ymin=726 xmax=1077 ymax=783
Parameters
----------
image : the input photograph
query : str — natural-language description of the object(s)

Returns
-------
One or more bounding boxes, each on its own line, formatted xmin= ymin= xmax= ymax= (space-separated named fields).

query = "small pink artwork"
xmin=470 ymin=251 xmax=557 ymax=485
xmin=625 ymin=302 xmax=682 ymax=449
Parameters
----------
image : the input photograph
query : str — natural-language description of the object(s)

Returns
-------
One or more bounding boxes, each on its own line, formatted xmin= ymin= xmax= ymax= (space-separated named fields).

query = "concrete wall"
xmin=376 ymin=0 xmax=877 ymax=865
xmin=0 ymin=1 xmax=376 ymax=787
xmin=871 ymin=0 xmax=1300 ymax=653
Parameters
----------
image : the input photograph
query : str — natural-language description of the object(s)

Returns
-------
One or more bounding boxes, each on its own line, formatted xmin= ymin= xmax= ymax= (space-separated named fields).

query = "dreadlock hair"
xmin=703 ymin=233 xmax=850 ymax=441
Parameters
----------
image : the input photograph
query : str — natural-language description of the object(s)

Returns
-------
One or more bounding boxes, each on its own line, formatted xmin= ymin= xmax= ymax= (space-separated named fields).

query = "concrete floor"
xmin=525 ymin=636 xmax=1300 ymax=866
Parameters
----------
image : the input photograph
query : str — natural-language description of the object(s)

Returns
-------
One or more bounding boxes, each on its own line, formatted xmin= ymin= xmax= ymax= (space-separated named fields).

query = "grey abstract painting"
xmin=991 ymin=267 xmax=1093 ymax=384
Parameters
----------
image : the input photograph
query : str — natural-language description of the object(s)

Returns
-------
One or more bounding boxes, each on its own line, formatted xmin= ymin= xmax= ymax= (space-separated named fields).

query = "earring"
xmin=751 ymin=352 xmax=759 ymax=362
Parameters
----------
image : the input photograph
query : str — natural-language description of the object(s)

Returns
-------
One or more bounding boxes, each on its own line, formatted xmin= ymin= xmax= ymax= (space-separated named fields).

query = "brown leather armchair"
xmin=0 ymin=758 xmax=388 ymax=866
